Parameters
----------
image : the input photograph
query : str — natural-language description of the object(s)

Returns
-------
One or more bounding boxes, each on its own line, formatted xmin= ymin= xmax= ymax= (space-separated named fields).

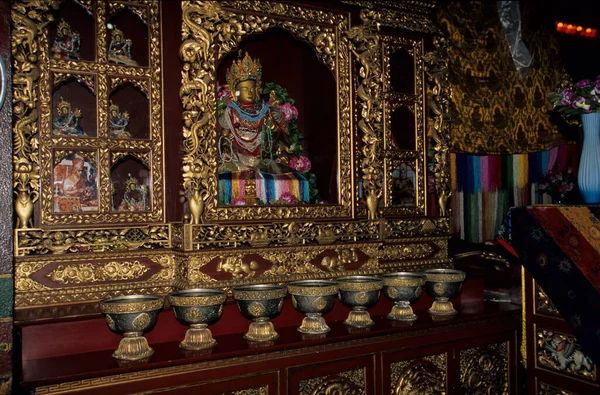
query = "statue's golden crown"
xmin=57 ymin=20 xmax=71 ymax=36
xmin=56 ymin=97 xmax=71 ymax=113
xmin=225 ymin=51 xmax=262 ymax=89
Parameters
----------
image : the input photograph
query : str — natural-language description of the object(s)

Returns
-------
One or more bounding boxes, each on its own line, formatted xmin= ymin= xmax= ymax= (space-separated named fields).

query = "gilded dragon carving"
xmin=12 ymin=0 xmax=59 ymax=229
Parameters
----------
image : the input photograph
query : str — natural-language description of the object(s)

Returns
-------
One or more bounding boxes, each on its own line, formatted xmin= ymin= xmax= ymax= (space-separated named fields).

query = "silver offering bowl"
xmin=232 ymin=284 xmax=287 ymax=342
xmin=168 ymin=288 xmax=227 ymax=350
xmin=337 ymin=276 xmax=382 ymax=328
xmin=288 ymin=280 xmax=338 ymax=334
xmin=100 ymin=294 xmax=164 ymax=360
xmin=424 ymin=268 xmax=466 ymax=316
xmin=381 ymin=272 xmax=426 ymax=321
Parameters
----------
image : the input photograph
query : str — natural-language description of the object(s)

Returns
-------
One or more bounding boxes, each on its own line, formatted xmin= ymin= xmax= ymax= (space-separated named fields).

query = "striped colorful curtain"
xmin=450 ymin=144 xmax=579 ymax=242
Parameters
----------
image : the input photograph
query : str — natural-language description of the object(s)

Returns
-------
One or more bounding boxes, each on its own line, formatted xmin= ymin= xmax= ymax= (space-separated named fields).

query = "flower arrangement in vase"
xmin=537 ymin=168 xmax=575 ymax=204
xmin=549 ymin=77 xmax=600 ymax=203
xmin=549 ymin=77 xmax=600 ymax=118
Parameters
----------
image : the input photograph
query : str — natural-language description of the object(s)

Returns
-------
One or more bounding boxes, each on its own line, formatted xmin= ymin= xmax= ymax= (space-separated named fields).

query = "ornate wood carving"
xmin=390 ymin=353 xmax=446 ymax=394
xmin=460 ymin=342 xmax=509 ymax=394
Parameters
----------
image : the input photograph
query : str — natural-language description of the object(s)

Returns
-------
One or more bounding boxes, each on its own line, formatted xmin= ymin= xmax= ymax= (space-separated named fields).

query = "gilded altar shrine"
xmin=11 ymin=0 xmax=452 ymax=310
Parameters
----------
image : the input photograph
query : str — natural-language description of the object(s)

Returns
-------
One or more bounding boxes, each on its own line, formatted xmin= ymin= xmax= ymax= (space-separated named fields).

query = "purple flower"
xmin=560 ymin=88 xmax=576 ymax=106
xmin=278 ymin=102 xmax=299 ymax=121
xmin=575 ymin=79 xmax=594 ymax=88
xmin=290 ymin=155 xmax=311 ymax=172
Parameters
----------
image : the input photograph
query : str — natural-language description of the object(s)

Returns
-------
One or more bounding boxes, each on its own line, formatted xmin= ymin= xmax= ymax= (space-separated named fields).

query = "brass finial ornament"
xmin=225 ymin=51 xmax=263 ymax=92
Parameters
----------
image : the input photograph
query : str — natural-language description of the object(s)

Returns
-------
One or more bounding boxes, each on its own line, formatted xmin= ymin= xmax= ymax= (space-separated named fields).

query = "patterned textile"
xmin=218 ymin=170 xmax=247 ymax=204
xmin=451 ymin=144 xmax=579 ymax=242
xmin=218 ymin=170 xmax=308 ymax=204
xmin=506 ymin=206 xmax=600 ymax=365
xmin=257 ymin=171 xmax=308 ymax=204
xmin=437 ymin=1 xmax=569 ymax=154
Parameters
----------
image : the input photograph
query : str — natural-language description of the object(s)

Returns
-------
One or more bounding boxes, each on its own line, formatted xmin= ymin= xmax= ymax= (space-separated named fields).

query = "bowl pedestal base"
xmin=180 ymin=324 xmax=217 ymax=350
xmin=344 ymin=308 xmax=374 ymax=328
xmin=387 ymin=301 xmax=417 ymax=321
xmin=428 ymin=297 xmax=458 ymax=316
xmin=113 ymin=332 xmax=154 ymax=361
xmin=244 ymin=317 xmax=279 ymax=342
xmin=298 ymin=313 xmax=330 ymax=334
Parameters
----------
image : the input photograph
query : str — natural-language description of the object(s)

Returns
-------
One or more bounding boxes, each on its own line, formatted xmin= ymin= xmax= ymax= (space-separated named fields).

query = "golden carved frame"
xmin=180 ymin=1 xmax=355 ymax=223
xmin=11 ymin=0 xmax=453 ymax=309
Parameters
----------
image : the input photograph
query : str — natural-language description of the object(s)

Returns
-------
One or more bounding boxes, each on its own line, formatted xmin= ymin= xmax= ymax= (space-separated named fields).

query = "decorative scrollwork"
xmin=109 ymin=76 xmax=149 ymax=97
xmin=424 ymin=37 xmax=452 ymax=216
xmin=185 ymin=220 xmax=380 ymax=250
xmin=53 ymin=72 xmax=96 ymax=94
xmin=48 ymin=260 xmax=150 ymax=285
xmin=15 ymin=225 xmax=171 ymax=256
xmin=347 ymin=10 xmax=383 ymax=220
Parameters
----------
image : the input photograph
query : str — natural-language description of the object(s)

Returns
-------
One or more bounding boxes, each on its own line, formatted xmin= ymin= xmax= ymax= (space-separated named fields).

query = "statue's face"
xmin=236 ymin=80 xmax=257 ymax=105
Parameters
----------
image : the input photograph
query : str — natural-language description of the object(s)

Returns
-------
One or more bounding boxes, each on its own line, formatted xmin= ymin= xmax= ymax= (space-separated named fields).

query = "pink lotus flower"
xmin=290 ymin=155 xmax=311 ymax=172
xmin=278 ymin=102 xmax=299 ymax=121
xmin=275 ymin=192 xmax=296 ymax=205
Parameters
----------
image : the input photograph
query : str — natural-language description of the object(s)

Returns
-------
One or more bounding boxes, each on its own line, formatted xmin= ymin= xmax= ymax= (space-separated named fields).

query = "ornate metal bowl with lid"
xmin=424 ymin=268 xmax=466 ymax=316
xmin=336 ymin=275 xmax=382 ymax=328
xmin=99 ymin=294 xmax=164 ymax=360
xmin=232 ymin=284 xmax=287 ymax=342
xmin=288 ymin=280 xmax=338 ymax=334
xmin=169 ymin=288 xmax=227 ymax=350
xmin=381 ymin=272 xmax=426 ymax=321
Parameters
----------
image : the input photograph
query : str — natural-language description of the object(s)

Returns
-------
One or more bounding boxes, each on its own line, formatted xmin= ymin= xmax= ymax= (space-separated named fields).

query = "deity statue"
xmin=108 ymin=101 xmax=131 ymax=138
xmin=218 ymin=52 xmax=287 ymax=172
xmin=117 ymin=174 xmax=148 ymax=212
xmin=108 ymin=27 xmax=138 ymax=66
xmin=51 ymin=20 xmax=81 ymax=60
xmin=52 ymin=97 xmax=86 ymax=136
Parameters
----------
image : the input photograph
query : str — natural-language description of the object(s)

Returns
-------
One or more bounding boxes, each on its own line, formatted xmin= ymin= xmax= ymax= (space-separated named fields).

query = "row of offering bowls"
xmin=99 ymin=268 xmax=465 ymax=360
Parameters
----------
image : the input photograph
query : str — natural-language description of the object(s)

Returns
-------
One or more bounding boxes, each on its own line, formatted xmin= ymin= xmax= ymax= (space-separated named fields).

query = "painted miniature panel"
xmin=53 ymin=151 xmax=98 ymax=213
xmin=536 ymin=326 xmax=596 ymax=381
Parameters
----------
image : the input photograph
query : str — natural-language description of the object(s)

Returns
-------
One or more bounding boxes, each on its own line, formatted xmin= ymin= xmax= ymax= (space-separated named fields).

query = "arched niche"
xmin=109 ymin=82 xmax=149 ymax=139
xmin=216 ymin=28 xmax=338 ymax=204
xmin=390 ymin=48 xmax=415 ymax=94
xmin=110 ymin=155 xmax=150 ymax=212
xmin=106 ymin=7 xmax=148 ymax=67
xmin=52 ymin=76 xmax=96 ymax=137
xmin=49 ymin=0 xmax=95 ymax=61
xmin=391 ymin=161 xmax=417 ymax=207
xmin=390 ymin=106 xmax=416 ymax=151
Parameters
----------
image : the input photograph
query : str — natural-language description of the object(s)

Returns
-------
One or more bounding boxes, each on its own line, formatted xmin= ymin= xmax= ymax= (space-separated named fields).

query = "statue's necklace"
xmin=228 ymin=101 xmax=270 ymax=125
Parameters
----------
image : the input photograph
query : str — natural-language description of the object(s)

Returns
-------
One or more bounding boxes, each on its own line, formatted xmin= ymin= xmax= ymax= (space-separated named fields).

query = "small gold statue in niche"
xmin=51 ymin=20 xmax=81 ymax=60
xmin=116 ymin=174 xmax=148 ymax=212
xmin=108 ymin=101 xmax=131 ymax=138
xmin=108 ymin=27 xmax=137 ymax=66
xmin=217 ymin=51 xmax=321 ymax=205
xmin=52 ymin=97 xmax=86 ymax=136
